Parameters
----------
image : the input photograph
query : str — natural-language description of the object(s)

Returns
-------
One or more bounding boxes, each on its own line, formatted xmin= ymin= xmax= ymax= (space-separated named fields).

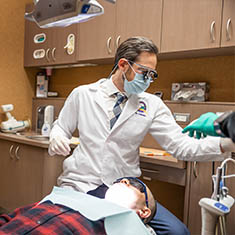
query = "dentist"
xmin=49 ymin=36 xmax=233 ymax=235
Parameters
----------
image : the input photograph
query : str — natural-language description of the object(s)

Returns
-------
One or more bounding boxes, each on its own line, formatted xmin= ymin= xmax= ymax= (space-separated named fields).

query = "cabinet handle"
xmin=141 ymin=168 xmax=160 ymax=174
xmin=106 ymin=37 xmax=112 ymax=54
xmin=9 ymin=145 xmax=14 ymax=159
xmin=143 ymin=176 xmax=152 ymax=181
xmin=46 ymin=48 xmax=50 ymax=62
xmin=226 ymin=18 xmax=232 ymax=41
xmin=15 ymin=146 xmax=20 ymax=160
xmin=116 ymin=35 xmax=121 ymax=49
xmin=193 ymin=161 xmax=198 ymax=178
xmin=210 ymin=21 xmax=216 ymax=42
xmin=52 ymin=48 xmax=56 ymax=61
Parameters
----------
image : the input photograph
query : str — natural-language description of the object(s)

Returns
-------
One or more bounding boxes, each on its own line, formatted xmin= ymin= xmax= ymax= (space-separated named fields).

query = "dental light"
xmin=25 ymin=0 xmax=116 ymax=28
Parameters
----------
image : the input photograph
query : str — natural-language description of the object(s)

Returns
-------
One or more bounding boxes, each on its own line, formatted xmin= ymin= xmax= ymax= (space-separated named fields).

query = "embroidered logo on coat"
xmin=136 ymin=101 xmax=147 ymax=116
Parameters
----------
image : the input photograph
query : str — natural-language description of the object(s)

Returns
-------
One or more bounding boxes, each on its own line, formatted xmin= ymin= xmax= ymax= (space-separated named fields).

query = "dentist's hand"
xmin=182 ymin=112 xmax=219 ymax=139
xmin=48 ymin=135 xmax=71 ymax=156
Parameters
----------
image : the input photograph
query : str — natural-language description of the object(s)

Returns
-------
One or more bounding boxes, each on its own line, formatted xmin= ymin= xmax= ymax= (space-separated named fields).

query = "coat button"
xmin=37 ymin=220 xmax=41 ymax=224
xmin=59 ymin=208 xmax=66 ymax=213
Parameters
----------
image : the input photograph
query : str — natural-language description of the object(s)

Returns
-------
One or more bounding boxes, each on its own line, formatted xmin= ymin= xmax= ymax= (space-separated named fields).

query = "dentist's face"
xmin=105 ymin=178 xmax=146 ymax=211
xmin=125 ymin=52 xmax=157 ymax=82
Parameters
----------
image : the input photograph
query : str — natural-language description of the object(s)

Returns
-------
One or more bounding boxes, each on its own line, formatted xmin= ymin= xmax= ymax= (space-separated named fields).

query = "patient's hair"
xmin=144 ymin=185 xmax=156 ymax=224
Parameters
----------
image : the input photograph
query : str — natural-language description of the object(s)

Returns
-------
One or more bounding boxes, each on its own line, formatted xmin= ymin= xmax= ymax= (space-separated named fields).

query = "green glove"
xmin=182 ymin=112 xmax=220 ymax=139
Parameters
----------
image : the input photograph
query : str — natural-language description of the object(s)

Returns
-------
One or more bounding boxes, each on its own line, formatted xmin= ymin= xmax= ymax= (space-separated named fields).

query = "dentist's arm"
xmin=182 ymin=111 xmax=235 ymax=152
xmin=49 ymin=88 xmax=80 ymax=156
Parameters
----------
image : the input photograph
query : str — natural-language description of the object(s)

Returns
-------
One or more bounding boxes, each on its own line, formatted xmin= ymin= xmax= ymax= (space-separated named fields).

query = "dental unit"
xmin=199 ymin=158 xmax=235 ymax=235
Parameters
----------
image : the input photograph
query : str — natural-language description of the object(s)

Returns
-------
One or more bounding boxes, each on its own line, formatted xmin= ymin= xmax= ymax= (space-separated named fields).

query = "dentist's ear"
xmin=117 ymin=58 xmax=129 ymax=73
xmin=137 ymin=207 xmax=151 ymax=219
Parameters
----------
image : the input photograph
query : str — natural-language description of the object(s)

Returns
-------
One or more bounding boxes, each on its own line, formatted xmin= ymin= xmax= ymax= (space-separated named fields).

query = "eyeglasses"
xmin=128 ymin=60 xmax=158 ymax=83
xmin=113 ymin=177 xmax=149 ymax=207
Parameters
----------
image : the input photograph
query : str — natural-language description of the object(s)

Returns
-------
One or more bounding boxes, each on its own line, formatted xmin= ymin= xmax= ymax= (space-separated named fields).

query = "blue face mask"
xmin=123 ymin=64 xmax=151 ymax=95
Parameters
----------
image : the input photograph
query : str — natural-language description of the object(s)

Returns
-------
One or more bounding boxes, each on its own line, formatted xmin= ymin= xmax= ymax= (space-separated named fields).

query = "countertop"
xmin=0 ymin=131 xmax=49 ymax=148
xmin=0 ymin=131 xmax=185 ymax=168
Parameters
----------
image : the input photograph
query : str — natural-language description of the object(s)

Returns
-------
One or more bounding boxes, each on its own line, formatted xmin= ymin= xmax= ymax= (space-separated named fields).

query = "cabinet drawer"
xmin=140 ymin=162 xmax=186 ymax=186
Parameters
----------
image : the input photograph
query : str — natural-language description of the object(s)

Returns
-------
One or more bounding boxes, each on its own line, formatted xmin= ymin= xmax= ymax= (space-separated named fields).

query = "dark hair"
xmin=144 ymin=187 xmax=156 ymax=224
xmin=113 ymin=36 xmax=159 ymax=71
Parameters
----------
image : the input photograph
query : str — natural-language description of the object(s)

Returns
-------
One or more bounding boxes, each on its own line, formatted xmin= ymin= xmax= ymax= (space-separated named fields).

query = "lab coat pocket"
xmin=121 ymin=113 xmax=151 ymax=145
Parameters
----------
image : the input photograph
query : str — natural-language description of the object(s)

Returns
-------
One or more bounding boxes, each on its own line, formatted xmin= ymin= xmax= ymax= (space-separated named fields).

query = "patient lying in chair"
xmin=0 ymin=177 xmax=156 ymax=234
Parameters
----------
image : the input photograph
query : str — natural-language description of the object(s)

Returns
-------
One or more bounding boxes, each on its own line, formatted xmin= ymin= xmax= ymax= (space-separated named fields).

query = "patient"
xmin=0 ymin=177 xmax=156 ymax=234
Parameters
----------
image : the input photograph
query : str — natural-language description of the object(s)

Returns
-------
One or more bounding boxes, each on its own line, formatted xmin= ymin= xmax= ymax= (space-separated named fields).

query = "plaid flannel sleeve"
xmin=0 ymin=203 xmax=37 ymax=227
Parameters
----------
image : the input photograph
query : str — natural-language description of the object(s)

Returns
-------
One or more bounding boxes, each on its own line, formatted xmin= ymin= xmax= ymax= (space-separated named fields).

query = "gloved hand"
xmin=182 ymin=112 xmax=220 ymax=139
xmin=48 ymin=135 xmax=71 ymax=156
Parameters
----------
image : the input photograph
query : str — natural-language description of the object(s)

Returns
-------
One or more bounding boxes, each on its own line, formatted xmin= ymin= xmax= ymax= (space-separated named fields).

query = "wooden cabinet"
xmin=221 ymin=0 xmax=235 ymax=47
xmin=77 ymin=0 xmax=163 ymax=62
xmin=24 ymin=4 xmax=78 ymax=67
xmin=24 ymin=5 xmax=52 ymax=67
xmin=0 ymin=138 xmax=65 ymax=212
xmin=77 ymin=0 xmax=116 ymax=61
xmin=50 ymin=25 xmax=77 ymax=65
xmin=115 ymin=0 xmax=162 ymax=51
xmin=161 ymin=0 xmax=223 ymax=52
xmin=0 ymin=139 xmax=44 ymax=211
xmin=186 ymin=162 xmax=214 ymax=234
xmin=24 ymin=1 xmax=235 ymax=65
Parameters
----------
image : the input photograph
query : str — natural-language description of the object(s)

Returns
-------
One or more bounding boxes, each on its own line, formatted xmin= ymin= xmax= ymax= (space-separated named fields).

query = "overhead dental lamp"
xmin=25 ymin=0 xmax=116 ymax=28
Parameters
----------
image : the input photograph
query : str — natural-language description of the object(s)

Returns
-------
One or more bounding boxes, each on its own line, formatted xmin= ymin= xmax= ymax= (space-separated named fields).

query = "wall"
xmin=0 ymin=0 xmax=38 ymax=124
xmin=48 ymin=55 xmax=235 ymax=102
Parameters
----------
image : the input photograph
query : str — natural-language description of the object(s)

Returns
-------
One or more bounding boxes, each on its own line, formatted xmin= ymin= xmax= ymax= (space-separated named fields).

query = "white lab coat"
xmin=50 ymin=79 xmax=225 ymax=192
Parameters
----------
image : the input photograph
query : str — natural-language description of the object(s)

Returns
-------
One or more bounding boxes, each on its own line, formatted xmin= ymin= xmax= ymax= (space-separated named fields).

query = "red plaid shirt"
xmin=0 ymin=201 xmax=105 ymax=235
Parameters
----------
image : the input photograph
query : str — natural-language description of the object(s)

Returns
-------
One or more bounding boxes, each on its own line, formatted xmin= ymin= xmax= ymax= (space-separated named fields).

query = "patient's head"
xmin=105 ymin=177 xmax=156 ymax=223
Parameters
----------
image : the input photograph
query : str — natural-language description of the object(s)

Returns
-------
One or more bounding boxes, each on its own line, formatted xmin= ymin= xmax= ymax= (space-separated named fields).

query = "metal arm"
xmin=200 ymin=158 xmax=235 ymax=235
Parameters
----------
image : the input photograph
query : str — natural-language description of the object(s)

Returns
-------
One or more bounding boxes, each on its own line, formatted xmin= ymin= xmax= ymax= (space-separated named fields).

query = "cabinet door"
xmin=14 ymin=143 xmax=44 ymax=208
xmin=187 ymin=162 xmax=213 ymax=234
xmin=24 ymin=4 xmax=53 ymax=67
xmin=24 ymin=4 xmax=78 ymax=67
xmin=221 ymin=0 xmax=235 ymax=47
xmin=24 ymin=20 xmax=52 ymax=67
xmin=161 ymin=0 xmax=223 ymax=52
xmin=0 ymin=140 xmax=19 ymax=211
xmin=0 ymin=140 xmax=44 ymax=211
xmin=77 ymin=0 xmax=116 ymax=61
xmin=116 ymin=0 xmax=162 ymax=50
xmin=50 ymin=24 xmax=78 ymax=65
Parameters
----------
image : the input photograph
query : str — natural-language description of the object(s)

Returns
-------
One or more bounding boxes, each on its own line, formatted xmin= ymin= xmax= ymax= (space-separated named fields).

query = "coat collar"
xmin=89 ymin=79 xmax=147 ymax=131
